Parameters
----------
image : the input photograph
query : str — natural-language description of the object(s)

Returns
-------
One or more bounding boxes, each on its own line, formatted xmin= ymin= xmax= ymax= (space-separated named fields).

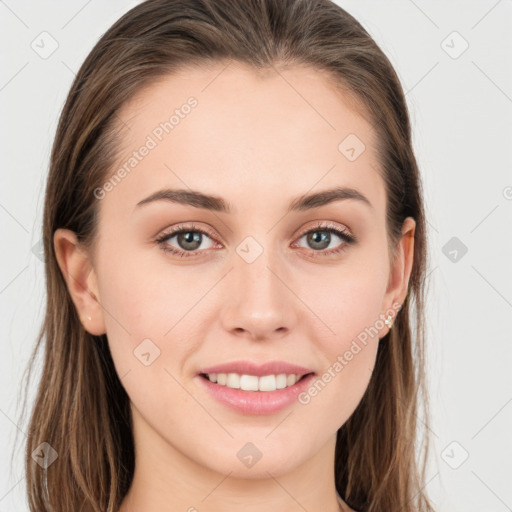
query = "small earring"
xmin=384 ymin=314 xmax=393 ymax=328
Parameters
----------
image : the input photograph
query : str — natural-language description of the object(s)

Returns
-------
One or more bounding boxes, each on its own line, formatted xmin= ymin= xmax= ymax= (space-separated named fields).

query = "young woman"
xmin=23 ymin=1 xmax=434 ymax=511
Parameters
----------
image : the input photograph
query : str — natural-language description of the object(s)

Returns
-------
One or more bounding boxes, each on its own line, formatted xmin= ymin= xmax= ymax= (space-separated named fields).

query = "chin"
xmin=202 ymin=445 xmax=308 ymax=479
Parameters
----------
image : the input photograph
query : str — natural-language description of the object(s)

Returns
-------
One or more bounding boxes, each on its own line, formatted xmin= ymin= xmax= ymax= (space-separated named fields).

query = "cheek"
xmin=299 ymin=278 xmax=382 ymax=428
xmin=96 ymin=243 xmax=187 ymax=335
xmin=298 ymin=257 xmax=387 ymax=412
xmin=94 ymin=245 xmax=206 ymax=399
xmin=305 ymin=255 xmax=388 ymax=347
xmin=97 ymin=265 xmax=197 ymax=425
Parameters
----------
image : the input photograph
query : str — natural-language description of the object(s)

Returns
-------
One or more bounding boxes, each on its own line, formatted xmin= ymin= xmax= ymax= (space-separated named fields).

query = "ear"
xmin=379 ymin=217 xmax=416 ymax=336
xmin=53 ymin=228 xmax=106 ymax=335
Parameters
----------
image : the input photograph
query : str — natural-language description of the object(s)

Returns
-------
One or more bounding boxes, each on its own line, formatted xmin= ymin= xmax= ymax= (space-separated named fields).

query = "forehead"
xmin=103 ymin=61 xmax=385 ymax=219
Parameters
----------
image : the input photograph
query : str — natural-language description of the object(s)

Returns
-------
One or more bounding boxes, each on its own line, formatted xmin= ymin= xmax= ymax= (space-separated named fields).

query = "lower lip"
xmin=196 ymin=373 xmax=316 ymax=415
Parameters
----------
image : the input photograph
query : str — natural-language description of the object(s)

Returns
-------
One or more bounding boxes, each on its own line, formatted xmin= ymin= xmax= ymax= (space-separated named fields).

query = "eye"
xmin=155 ymin=221 xmax=357 ymax=259
xmin=155 ymin=223 xmax=219 ymax=258
xmin=292 ymin=222 xmax=356 ymax=257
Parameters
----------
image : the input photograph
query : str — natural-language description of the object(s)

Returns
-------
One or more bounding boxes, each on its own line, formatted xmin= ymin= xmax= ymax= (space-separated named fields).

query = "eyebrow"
xmin=135 ymin=186 xmax=372 ymax=213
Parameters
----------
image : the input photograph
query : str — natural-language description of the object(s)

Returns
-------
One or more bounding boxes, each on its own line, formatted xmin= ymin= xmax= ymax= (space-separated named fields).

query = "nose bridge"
xmin=221 ymin=236 xmax=296 ymax=338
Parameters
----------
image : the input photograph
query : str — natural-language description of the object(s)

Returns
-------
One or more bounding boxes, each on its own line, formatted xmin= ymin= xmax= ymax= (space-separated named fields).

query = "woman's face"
xmin=58 ymin=62 xmax=414 ymax=480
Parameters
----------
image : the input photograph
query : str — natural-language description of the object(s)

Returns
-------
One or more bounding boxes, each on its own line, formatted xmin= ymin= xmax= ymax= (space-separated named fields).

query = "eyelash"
xmin=155 ymin=221 xmax=357 ymax=259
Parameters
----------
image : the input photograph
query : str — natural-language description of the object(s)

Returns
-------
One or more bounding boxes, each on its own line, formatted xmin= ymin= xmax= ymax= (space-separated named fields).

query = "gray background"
xmin=1 ymin=1 xmax=511 ymax=510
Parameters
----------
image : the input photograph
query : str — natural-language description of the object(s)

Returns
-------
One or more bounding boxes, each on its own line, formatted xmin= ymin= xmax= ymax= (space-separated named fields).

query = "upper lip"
xmin=198 ymin=361 xmax=315 ymax=377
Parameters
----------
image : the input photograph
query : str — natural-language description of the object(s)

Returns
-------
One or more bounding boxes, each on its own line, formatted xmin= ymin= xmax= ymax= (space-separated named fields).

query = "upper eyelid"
xmin=159 ymin=223 xmax=216 ymax=238
xmin=296 ymin=221 xmax=352 ymax=238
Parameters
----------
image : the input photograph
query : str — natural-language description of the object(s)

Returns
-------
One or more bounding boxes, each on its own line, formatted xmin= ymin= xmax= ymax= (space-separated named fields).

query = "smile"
xmin=201 ymin=372 xmax=311 ymax=391
xmin=197 ymin=372 xmax=316 ymax=415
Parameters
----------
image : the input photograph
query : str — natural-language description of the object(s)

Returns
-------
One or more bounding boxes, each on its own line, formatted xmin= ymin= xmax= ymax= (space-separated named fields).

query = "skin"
xmin=54 ymin=61 xmax=415 ymax=512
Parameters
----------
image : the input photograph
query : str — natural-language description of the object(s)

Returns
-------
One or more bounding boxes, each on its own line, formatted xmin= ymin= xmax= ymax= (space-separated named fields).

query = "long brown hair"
xmin=19 ymin=1 xmax=434 ymax=510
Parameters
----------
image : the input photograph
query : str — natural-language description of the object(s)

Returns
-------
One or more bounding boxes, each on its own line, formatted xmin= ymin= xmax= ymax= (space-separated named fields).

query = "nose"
xmin=220 ymin=246 xmax=298 ymax=342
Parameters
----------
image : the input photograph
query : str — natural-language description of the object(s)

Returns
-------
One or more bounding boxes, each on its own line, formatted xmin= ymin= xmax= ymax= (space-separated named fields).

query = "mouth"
xmin=199 ymin=371 xmax=315 ymax=392
xmin=195 ymin=366 xmax=317 ymax=415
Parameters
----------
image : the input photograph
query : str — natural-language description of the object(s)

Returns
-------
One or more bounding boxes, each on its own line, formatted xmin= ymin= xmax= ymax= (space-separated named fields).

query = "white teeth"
xmin=258 ymin=375 xmax=276 ymax=391
xmin=240 ymin=374 xmax=259 ymax=391
xmin=275 ymin=374 xmax=287 ymax=389
xmin=226 ymin=373 xmax=240 ymax=388
xmin=206 ymin=372 xmax=305 ymax=391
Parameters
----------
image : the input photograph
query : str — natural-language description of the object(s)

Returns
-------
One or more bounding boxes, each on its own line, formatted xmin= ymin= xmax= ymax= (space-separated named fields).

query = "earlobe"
xmin=53 ymin=228 xmax=106 ymax=335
